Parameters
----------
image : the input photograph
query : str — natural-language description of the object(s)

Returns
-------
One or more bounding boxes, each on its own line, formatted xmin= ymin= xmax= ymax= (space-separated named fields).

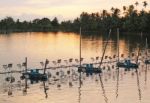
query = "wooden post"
xmin=25 ymin=57 xmax=27 ymax=73
xmin=146 ymin=38 xmax=148 ymax=60
xmin=25 ymin=57 xmax=28 ymax=94
xmin=79 ymin=27 xmax=82 ymax=67
xmin=117 ymin=28 xmax=119 ymax=62
xmin=99 ymin=29 xmax=111 ymax=68
xmin=44 ymin=59 xmax=49 ymax=75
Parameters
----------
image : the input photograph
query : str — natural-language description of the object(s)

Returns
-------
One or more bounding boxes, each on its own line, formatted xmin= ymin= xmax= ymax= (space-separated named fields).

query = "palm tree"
xmin=128 ymin=5 xmax=135 ymax=16
xmin=135 ymin=1 xmax=139 ymax=7
xmin=123 ymin=6 xmax=127 ymax=16
xmin=111 ymin=7 xmax=115 ymax=14
xmin=111 ymin=7 xmax=115 ymax=17
xmin=143 ymin=1 xmax=148 ymax=8
xmin=114 ymin=8 xmax=120 ymax=17
xmin=135 ymin=1 xmax=139 ymax=11
xmin=102 ymin=10 xmax=108 ymax=18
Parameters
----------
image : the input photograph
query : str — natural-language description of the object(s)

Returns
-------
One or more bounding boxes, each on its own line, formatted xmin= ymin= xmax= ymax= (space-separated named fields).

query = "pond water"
xmin=0 ymin=32 xmax=150 ymax=103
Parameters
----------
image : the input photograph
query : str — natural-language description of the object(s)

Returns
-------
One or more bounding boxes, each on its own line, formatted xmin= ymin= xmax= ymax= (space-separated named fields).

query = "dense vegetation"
xmin=0 ymin=1 xmax=150 ymax=33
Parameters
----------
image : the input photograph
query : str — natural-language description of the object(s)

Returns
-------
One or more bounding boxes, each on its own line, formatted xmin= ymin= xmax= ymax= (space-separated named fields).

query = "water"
xmin=0 ymin=32 xmax=150 ymax=103
xmin=0 ymin=32 xmax=148 ymax=68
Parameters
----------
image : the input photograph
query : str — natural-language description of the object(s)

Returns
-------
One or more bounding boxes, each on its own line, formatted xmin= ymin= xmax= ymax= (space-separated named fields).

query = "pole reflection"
xmin=99 ymin=74 xmax=108 ymax=103
xmin=115 ymin=68 xmax=119 ymax=98
xmin=145 ymin=64 xmax=147 ymax=85
xmin=135 ymin=69 xmax=142 ymax=101
xmin=43 ymin=81 xmax=48 ymax=98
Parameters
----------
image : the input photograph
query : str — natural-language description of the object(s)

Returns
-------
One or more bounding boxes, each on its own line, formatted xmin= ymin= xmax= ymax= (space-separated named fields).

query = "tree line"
xmin=0 ymin=17 xmax=59 ymax=33
xmin=0 ymin=1 xmax=150 ymax=33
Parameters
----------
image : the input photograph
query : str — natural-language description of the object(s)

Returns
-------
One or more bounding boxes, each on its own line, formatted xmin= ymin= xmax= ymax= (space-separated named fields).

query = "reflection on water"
xmin=0 ymin=32 xmax=149 ymax=68
xmin=115 ymin=68 xmax=119 ymax=98
xmin=0 ymin=32 xmax=150 ymax=103
xmin=135 ymin=69 xmax=142 ymax=100
xmin=145 ymin=65 xmax=148 ymax=84
xmin=78 ymin=72 xmax=82 ymax=103
xmin=0 ymin=64 xmax=150 ymax=103
xmin=99 ymin=73 xmax=108 ymax=103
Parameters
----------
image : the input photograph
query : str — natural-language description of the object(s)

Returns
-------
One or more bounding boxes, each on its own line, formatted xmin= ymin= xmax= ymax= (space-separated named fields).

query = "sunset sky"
xmin=0 ymin=0 xmax=149 ymax=21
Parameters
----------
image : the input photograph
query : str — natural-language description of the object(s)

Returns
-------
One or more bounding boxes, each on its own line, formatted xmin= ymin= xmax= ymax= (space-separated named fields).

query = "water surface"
xmin=0 ymin=32 xmax=150 ymax=103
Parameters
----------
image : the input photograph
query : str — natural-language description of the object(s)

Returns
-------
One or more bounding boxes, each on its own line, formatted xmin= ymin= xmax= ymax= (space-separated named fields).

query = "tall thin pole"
xmin=116 ymin=28 xmax=120 ymax=98
xmin=146 ymin=38 xmax=148 ymax=60
xmin=79 ymin=27 xmax=82 ymax=86
xmin=99 ymin=29 xmax=111 ymax=68
xmin=79 ymin=27 xmax=82 ymax=67
xmin=44 ymin=59 xmax=48 ymax=75
xmin=117 ymin=28 xmax=119 ymax=62
xmin=98 ymin=29 xmax=111 ymax=103
xmin=25 ymin=57 xmax=27 ymax=73
xmin=145 ymin=38 xmax=148 ymax=84
xmin=25 ymin=57 xmax=28 ymax=94
xmin=78 ymin=27 xmax=82 ymax=103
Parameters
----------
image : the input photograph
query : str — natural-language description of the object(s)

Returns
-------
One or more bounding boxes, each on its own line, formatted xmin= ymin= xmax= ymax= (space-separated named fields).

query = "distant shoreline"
xmin=1 ymin=3 xmax=150 ymax=34
xmin=0 ymin=30 xmax=149 ymax=36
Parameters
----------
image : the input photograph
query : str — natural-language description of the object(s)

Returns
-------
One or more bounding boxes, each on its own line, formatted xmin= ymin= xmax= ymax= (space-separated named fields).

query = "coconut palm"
xmin=123 ymin=6 xmax=127 ymax=16
xmin=114 ymin=8 xmax=120 ymax=17
xmin=135 ymin=1 xmax=139 ymax=11
xmin=111 ymin=7 xmax=115 ymax=14
xmin=135 ymin=1 xmax=139 ymax=7
xmin=143 ymin=1 xmax=148 ymax=8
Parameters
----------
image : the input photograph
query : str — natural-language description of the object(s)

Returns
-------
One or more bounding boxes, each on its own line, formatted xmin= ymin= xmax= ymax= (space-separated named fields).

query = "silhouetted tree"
xmin=143 ymin=1 xmax=148 ymax=8
xmin=51 ymin=17 xmax=59 ymax=30
xmin=0 ymin=2 xmax=150 ymax=33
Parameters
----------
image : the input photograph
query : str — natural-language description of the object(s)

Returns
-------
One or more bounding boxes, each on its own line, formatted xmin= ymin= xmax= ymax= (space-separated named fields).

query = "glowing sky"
xmin=0 ymin=0 xmax=149 ymax=21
